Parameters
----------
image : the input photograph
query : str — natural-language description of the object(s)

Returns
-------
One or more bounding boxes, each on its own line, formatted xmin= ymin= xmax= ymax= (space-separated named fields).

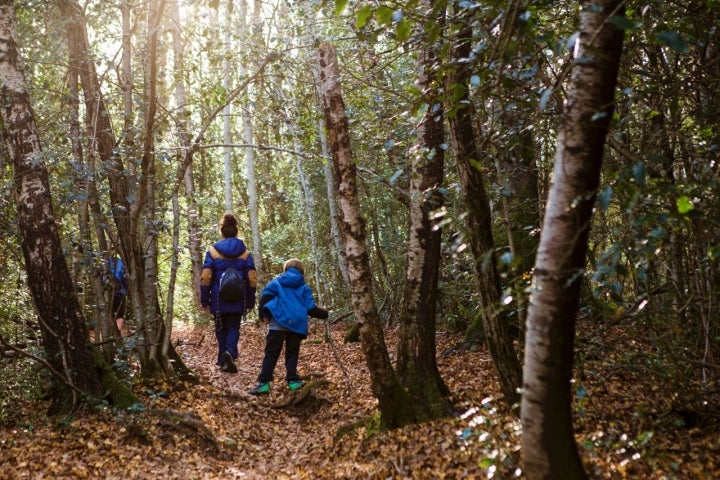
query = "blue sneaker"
xmin=288 ymin=380 xmax=305 ymax=391
xmin=249 ymin=382 xmax=270 ymax=395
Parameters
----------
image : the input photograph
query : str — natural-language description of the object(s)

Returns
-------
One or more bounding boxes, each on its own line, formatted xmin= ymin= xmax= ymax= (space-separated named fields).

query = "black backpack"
xmin=218 ymin=262 xmax=245 ymax=303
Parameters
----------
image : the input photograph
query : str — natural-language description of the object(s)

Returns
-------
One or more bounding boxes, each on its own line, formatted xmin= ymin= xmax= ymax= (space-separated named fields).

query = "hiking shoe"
xmin=222 ymin=352 xmax=237 ymax=374
xmin=288 ymin=380 xmax=305 ymax=391
xmin=249 ymin=382 xmax=270 ymax=395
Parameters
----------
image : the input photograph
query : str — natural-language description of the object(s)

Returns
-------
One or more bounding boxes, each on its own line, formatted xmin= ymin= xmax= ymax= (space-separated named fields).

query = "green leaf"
xmin=375 ymin=6 xmax=394 ymax=26
xmin=632 ymin=162 xmax=646 ymax=185
xmin=676 ymin=196 xmax=694 ymax=214
xmin=334 ymin=0 xmax=347 ymax=15
xmin=395 ymin=19 xmax=411 ymax=42
xmin=426 ymin=21 xmax=441 ymax=43
xmin=709 ymin=246 xmax=720 ymax=261
xmin=657 ymin=31 xmax=689 ymax=53
xmin=479 ymin=458 xmax=494 ymax=468
xmin=598 ymin=186 xmax=612 ymax=211
xmin=608 ymin=15 xmax=637 ymax=30
xmin=356 ymin=5 xmax=373 ymax=29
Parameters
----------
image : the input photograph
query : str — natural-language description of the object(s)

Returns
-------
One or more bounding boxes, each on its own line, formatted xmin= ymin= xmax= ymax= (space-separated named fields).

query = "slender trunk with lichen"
xmin=396 ymin=16 xmax=452 ymax=418
xmin=318 ymin=41 xmax=428 ymax=429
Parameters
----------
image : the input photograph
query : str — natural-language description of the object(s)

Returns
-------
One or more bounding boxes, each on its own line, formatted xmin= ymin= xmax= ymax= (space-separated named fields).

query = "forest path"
xmin=171 ymin=318 xmax=497 ymax=478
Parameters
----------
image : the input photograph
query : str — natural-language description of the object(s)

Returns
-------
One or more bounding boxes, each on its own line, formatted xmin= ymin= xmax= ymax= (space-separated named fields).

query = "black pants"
xmin=112 ymin=293 xmax=126 ymax=320
xmin=257 ymin=329 xmax=303 ymax=383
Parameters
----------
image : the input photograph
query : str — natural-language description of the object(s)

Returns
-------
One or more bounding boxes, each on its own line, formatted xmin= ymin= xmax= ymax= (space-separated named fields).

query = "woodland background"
xmin=0 ymin=0 xmax=719 ymax=478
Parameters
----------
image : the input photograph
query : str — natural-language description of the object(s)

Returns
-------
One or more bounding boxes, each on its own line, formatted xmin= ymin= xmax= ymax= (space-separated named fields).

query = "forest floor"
xmin=1 ymin=317 xmax=719 ymax=479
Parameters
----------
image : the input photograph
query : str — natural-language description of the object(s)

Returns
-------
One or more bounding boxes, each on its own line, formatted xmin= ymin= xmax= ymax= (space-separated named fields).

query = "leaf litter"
xmin=0 ymin=319 xmax=718 ymax=479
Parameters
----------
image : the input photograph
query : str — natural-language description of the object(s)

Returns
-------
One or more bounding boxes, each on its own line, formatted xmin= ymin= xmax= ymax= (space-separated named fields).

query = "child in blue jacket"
xmin=249 ymin=258 xmax=328 ymax=394
xmin=201 ymin=213 xmax=257 ymax=373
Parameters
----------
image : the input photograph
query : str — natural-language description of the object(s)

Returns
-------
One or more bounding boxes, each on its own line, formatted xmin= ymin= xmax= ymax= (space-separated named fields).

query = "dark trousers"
xmin=112 ymin=293 xmax=126 ymax=320
xmin=257 ymin=329 xmax=303 ymax=383
xmin=215 ymin=313 xmax=243 ymax=366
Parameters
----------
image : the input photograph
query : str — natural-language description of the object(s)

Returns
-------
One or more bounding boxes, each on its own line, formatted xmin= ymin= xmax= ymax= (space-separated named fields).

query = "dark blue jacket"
xmin=201 ymin=237 xmax=257 ymax=315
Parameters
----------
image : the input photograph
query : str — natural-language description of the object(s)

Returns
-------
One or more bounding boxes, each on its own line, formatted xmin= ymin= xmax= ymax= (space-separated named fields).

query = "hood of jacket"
xmin=275 ymin=267 xmax=305 ymax=289
xmin=213 ymin=237 xmax=247 ymax=259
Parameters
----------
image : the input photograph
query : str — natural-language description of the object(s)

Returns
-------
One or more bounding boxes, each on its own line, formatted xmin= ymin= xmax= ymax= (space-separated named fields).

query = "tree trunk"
xmin=496 ymin=107 xmax=539 ymax=337
xmin=66 ymin=33 xmax=120 ymax=360
xmin=318 ymin=117 xmax=350 ymax=289
xmin=521 ymin=1 xmax=626 ymax=478
xmin=318 ymin=41 xmax=426 ymax=429
xmin=0 ymin=1 xmax=135 ymax=415
xmin=396 ymin=17 xmax=452 ymax=418
xmin=446 ymin=23 xmax=522 ymax=409
xmin=59 ymin=0 xmax=137 ymax=332
xmin=239 ymin=0 xmax=265 ymax=280
xmin=132 ymin=0 xmax=171 ymax=378
xmin=222 ymin=0 xmax=234 ymax=212
xmin=169 ymin=0 xmax=203 ymax=308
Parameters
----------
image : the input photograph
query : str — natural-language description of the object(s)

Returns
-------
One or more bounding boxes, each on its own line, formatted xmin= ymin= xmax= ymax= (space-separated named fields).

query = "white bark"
xmin=222 ymin=0 xmax=233 ymax=212
xmin=169 ymin=0 xmax=203 ymax=307
xmin=290 ymin=120 xmax=323 ymax=300
xmin=239 ymin=0 xmax=264 ymax=277
xmin=318 ymin=117 xmax=350 ymax=287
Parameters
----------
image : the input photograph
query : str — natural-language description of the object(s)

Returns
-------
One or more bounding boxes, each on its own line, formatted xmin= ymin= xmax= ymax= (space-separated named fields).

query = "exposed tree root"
xmin=270 ymin=378 xmax=332 ymax=418
xmin=151 ymin=408 xmax=220 ymax=454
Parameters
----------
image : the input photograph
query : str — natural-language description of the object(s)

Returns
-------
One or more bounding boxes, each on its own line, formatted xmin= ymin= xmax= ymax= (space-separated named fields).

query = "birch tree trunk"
xmin=222 ymin=0 xmax=234 ymax=212
xmin=292 ymin=133 xmax=323 ymax=297
xmin=521 ymin=1 xmax=626 ymax=477
xmin=0 ymin=0 xmax=135 ymax=415
xmin=279 ymin=96 xmax=324 ymax=298
xmin=169 ymin=0 xmax=203 ymax=307
xmin=396 ymin=17 xmax=452 ymax=418
xmin=446 ymin=22 xmax=522 ymax=408
xmin=318 ymin=41 xmax=426 ymax=429
xmin=240 ymin=0 xmax=264 ymax=279
xmin=318 ymin=117 xmax=350 ymax=288
xmin=133 ymin=0 xmax=169 ymax=377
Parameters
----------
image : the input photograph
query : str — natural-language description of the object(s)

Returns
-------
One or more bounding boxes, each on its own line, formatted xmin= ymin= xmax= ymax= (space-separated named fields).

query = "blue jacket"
xmin=259 ymin=267 xmax=326 ymax=336
xmin=109 ymin=257 xmax=128 ymax=296
xmin=200 ymin=237 xmax=257 ymax=315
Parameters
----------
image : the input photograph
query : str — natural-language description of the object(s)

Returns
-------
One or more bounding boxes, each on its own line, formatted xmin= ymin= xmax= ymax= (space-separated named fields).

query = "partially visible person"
xmin=109 ymin=256 xmax=129 ymax=333
xmin=249 ymin=258 xmax=328 ymax=395
xmin=201 ymin=213 xmax=257 ymax=373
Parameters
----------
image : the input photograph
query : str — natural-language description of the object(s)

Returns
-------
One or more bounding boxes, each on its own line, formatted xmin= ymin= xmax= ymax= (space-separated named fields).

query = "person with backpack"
xmin=109 ymin=256 xmax=129 ymax=334
xmin=249 ymin=258 xmax=328 ymax=394
xmin=201 ymin=213 xmax=257 ymax=374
